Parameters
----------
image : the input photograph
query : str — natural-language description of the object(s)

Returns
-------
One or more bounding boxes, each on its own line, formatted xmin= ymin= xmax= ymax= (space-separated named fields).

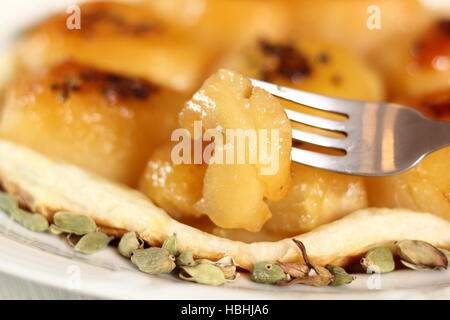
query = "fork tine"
xmin=250 ymin=78 xmax=358 ymax=114
xmin=285 ymin=109 xmax=347 ymax=132
xmin=291 ymin=147 xmax=353 ymax=173
xmin=292 ymin=129 xmax=348 ymax=150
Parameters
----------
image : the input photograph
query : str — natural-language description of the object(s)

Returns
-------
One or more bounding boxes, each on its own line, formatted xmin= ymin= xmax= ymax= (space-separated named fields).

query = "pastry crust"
xmin=1 ymin=139 xmax=450 ymax=270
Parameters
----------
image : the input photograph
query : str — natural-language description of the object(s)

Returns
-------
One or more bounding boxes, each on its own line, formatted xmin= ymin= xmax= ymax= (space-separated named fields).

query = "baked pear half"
xmin=16 ymin=1 xmax=219 ymax=92
xmin=0 ymin=61 xmax=186 ymax=186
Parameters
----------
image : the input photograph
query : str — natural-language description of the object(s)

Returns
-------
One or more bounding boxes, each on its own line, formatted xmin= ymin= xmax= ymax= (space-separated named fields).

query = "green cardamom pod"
xmin=49 ymin=224 xmax=64 ymax=235
xmin=196 ymin=258 xmax=213 ymax=265
xmin=251 ymin=262 xmax=290 ymax=284
xmin=277 ymin=265 xmax=333 ymax=287
xmin=176 ymin=250 xmax=195 ymax=267
xmin=439 ymin=249 xmax=450 ymax=261
xmin=361 ymin=246 xmax=395 ymax=273
xmin=54 ymin=212 xmax=97 ymax=235
xmin=74 ymin=231 xmax=113 ymax=254
xmin=179 ymin=263 xmax=226 ymax=286
xmin=0 ymin=191 xmax=48 ymax=232
xmin=0 ymin=191 xmax=17 ymax=213
xmin=14 ymin=209 xmax=49 ymax=232
xmin=196 ymin=256 xmax=239 ymax=281
xmin=161 ymin=234 xmax=179 ymax=256
xmin=131 ymin=248 xmax=176 ymax=275
xmin=118 ymin=232 xmax=143 ymax=258
xmin=326 ymin=264 xmax=355 ymax=286
xmin=396 ymin=240 xmax=447 ymax=270
xmin=214 ymin=256 xmax=239 ymax=281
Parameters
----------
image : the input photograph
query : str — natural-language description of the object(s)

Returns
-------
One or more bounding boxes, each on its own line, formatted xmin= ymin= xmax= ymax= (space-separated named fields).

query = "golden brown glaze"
xmin=16 ymin=1 xmax=218 ymax=92
xmin=413 ymin=89 xmax=450 ymax=120
xmin=290 ymin=0 xmax=433 ymax=57
xmin=414 ymin=20 xmax=450 ymax=70
xmin=0 ymin=62 xmax=185 ymax=186
xmin=139 ymin=143 xmax=206 ymax=220
xmin=374 ymin=19 xmax=450 ymax=98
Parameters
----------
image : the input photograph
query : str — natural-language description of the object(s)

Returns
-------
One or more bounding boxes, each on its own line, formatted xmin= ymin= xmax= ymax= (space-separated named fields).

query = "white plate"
xmin=2 ymin=211 xmax=450 ymax=300
xmin=1 ymin=0 xmax=450 ymax=300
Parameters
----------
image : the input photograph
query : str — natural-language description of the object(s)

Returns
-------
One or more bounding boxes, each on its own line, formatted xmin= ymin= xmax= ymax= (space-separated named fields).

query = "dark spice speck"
xmin=259 ymin=40 xmax=312 ymax=82
xmin=50 ymin=63 xmax=157 ymax=103
xmin=317 ymin=52 xmax=330 ymax=64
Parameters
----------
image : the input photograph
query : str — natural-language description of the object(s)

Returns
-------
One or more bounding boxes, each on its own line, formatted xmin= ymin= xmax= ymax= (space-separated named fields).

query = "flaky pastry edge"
xmin=1 ymin=139 xmax=450 ymax=270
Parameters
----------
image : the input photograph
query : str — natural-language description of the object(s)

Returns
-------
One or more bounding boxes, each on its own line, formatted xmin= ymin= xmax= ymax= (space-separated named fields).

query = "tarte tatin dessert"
xmin=0 ymin=0 xmax=449 ymax=286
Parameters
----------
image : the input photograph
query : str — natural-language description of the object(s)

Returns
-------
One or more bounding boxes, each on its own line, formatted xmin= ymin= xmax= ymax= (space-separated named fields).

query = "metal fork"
xmin=250 ymin=78 xmax=450 ymax=176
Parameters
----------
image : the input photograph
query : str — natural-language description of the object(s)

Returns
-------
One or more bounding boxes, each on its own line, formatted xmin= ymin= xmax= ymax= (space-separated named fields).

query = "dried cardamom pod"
xmin=251 ymin=262 xmax=290 ymax=284
xmin=193 ymin=256 xmax=239 ymax=281
xmin=0 ymin=191 xmax=17 ymax=213
xmin=14 ymin=209 xmax=49 ymax=232
xmin=49 ymin=224 xmax=64 ymax=235
xmin=195 ymin=258 xmax=210 ymax=264
xmin=74 ymin=231 xmax=113 ymax=254
xmin=179 ymin=263 xmax=226 ymax=286
xmin=361 ymin=246 xmax=395 ymax=274
xmin=54 ymin=212 xmax=97 ymax=235
xmin=326 ymin=264 xmax=355 ymax=286
xmin=118 ymin=232 xmax=143 ymax=258
xmin=214 ymin=256 xmax=239 ymax=281
xmin=0 ymin=191 xmax=48 ymax=232
xmin=277 ymin=266 xmax=333 ymax=287
xmin=440 ymin=249 xmax=450 ymax=261
xmin=276 ymin=261 xmax=310 ymax=278
xmin=131 ymin=248 xmax=176 ymax=275
xmin=161 ymin=234 xmax=179 ymax=256
xmin=291 ymin=239 xmax=322 ymax=275
xmin=400 ymin=261 xmax=428 ymax=271
xmin=396 ymin=240 xmax=448 ymax=270
xmin=276 ymin=239 xmax=334 ymax=287
xmin=176 ymin=250 xmax=195 ymax=267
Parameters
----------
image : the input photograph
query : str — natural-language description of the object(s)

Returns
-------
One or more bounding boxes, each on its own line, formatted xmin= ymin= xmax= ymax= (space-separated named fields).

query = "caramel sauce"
xmin=413 ymin=20 xmax=450 ymax=70
xmin=413 ymin=89 xmax=450 ymax=121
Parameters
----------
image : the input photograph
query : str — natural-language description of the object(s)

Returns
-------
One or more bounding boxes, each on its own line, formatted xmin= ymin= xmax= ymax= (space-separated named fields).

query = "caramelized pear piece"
xmin=197 ymin=161 xmax=272 ymax=232
xmin=139 ymin=143 xmax=206 ymax=220
xmin=221 ymin=39 xmax=385 ymax=101
xmin=367 ymin=147 xmax=450 ymax=220
xmin=188 ymin=0 xmax=291 ymax=48
xmin=134 ymin=0 xmax=206 ymax=27
xmin=373 ymin=20 xmax=450 ymax=99
xmin=17 ymin=1 xmax=217 ymax=92
xmin=289 ymin=0 xmax=432 ymax=57
xmin=0 ymin=62 xmax=184 ymax=186
xmin=267 ymin=164 xmax=368 ymax=236
xmin=180 ymin=69 xmax=292 ymax=231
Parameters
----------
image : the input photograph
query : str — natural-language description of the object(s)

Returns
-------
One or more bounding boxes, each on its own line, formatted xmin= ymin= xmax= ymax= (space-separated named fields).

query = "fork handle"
xmin=425 ymin=119 xmax=450 ymax=152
